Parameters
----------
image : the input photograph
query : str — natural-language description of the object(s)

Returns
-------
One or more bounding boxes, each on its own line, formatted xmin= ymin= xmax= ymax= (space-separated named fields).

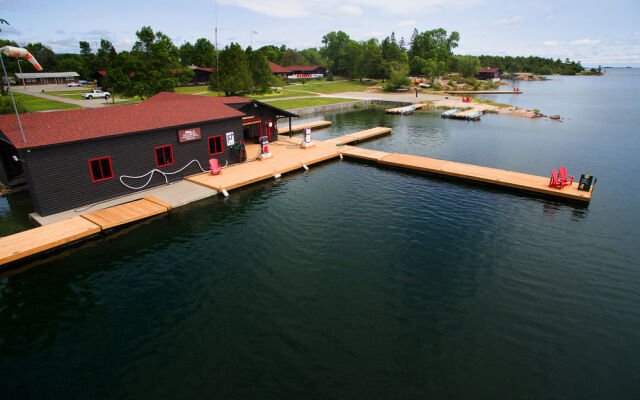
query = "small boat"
xmin=464 ymin=110 xmax=483 ymax=120
xmin=440 ymin=109 xmax=459 ymax=118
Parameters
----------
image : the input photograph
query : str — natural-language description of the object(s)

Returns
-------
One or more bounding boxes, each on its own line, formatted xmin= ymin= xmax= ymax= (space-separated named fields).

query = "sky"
xmin=1 ymin=0 xmax=639 ymax=67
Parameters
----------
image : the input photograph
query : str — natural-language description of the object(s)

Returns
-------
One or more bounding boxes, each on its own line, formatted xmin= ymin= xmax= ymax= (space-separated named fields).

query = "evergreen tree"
xmin=212 ymin=43 xmax=251 ymax=96
xmin=247 ymin=49 xmax=272 ymax=92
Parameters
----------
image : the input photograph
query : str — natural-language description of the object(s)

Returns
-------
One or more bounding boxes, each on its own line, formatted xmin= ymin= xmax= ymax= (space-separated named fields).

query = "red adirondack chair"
xmin=209 ymin=158 xmax=221 ymax=175
xmin=549 ymin=169 xmax=565 ymax=189
xmin=558 ymin=167 xmax=574 ymax=186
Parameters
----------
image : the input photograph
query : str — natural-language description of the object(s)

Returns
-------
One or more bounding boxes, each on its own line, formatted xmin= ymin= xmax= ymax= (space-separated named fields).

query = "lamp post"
xmin=16 ymin=59 xmax=25 ymax=88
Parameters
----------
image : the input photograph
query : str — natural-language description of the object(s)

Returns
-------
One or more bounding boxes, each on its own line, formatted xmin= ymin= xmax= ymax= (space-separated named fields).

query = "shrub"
xmin=0 ymin=95 xmax=27 ymax=114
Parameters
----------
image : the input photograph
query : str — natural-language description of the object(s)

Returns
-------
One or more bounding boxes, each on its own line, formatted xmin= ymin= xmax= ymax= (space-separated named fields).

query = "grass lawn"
xmin=284 ymin=80 xmax=377 ymax=94
xmin=472 ymin=99 xmax=512 ymax=108
xmin=8 ymin=92 xmax=82 ymax=112
xmin=175 ymin=86 xmax=211 ymax=94
xmin=263 ymin=97 xmax=356 ymax=110
xmin=247 ymin=89 xmax=317 ymax=100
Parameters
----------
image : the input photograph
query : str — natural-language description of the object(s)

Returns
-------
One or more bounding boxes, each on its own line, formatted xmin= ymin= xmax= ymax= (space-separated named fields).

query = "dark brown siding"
xmin=238 ymin=104 xmax=281 ymax=142
xmin=23 ymin=117 xmax=244 ymax=216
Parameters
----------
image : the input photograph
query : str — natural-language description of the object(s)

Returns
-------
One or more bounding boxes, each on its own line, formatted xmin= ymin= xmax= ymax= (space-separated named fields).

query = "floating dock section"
xmin=385 ymin=103 xmax=427 ymax=114
xmin=81 ymin=196 xmax=171 ymax=230
xmin=0 ymin=196 xmax=171 ymax=267
xmin=340 ymin=148 xmax=593 ymax=203
xmin=326 ymin=127 xmax=392 ymax=145
xmin=277 ymin=120 xmax=332 ymax=135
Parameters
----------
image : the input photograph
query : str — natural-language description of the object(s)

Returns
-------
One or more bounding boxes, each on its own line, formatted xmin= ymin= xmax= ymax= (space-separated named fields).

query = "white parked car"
xmin=67 ymin=82 xmax=82 ymax=87
xmin=82 ymin=89 xmax=110 ymax=100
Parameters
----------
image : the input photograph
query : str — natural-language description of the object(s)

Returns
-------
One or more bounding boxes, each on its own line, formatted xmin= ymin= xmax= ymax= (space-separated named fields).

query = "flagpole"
xmin=214 ymin=0 xmax=220 ymax=96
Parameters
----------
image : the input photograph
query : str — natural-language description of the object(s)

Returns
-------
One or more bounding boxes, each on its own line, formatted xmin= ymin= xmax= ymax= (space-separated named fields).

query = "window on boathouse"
xmin=208 ymin=135 xmax=223 ymax=155
xmin=89 ymin=157 xmax=113 ymax=182
xmin=155 ymin=145 xmax=174 ymax=167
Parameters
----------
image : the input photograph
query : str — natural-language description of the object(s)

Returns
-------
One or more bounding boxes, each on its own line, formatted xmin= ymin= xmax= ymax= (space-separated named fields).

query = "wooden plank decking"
xmin=344 ymin=151 xmax=593 ymax=202
xmin=326 ymin=127 xmax=392 ymax=145
xmin=0 ymin=216 xmax=101 ymax=265
xmin=186 ymin=138 xmax=341 ymax=191
xmin=80 ymin=197 xmax=170 ymax=230
xmin=277 ymin=120 xmax=332 ymax=135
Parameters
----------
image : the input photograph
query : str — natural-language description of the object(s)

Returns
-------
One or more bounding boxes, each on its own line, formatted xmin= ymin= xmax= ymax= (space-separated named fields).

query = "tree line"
xmin=1 ymin=26 xmax=586 ymax=99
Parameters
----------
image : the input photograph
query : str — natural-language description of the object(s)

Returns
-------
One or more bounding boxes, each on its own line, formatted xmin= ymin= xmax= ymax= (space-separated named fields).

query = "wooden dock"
xmin=446 ymin=90 xmax=522 ymax=94
xmin=0 ymin=216 xmax=101 ymax=265
xmin=326 ymin=127 xmax=392 ymax=145
xmin=1 ymin=125 xmax=596 ymax=269
xmin=186 ymin=138 xmax=341 ymax=192
xmin=0 ymin=196 xmax=171 ymax=267
xmin=385 ymin=103 xmax=427 ymax=114
xmin=81 ymin=196 xmax=171 ymax=230
xmin=341 ymin=149 xmax=593 ymax=202
xmin=277 ymin=120 xmax=332 ymax=135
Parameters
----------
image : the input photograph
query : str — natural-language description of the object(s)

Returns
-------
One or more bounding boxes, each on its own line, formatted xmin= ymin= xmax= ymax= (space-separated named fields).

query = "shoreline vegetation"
xmin=1 ymin=25 xmax=597 ymax=110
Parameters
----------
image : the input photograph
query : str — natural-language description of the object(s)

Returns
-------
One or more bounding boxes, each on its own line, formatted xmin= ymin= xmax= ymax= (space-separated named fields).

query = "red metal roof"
xmin=286 ymin=65 xmax=322 ymax=72
xmin=0 ymin=92 xmax=250 ymax=149
xmin=268 ymin=61 xmax=290 ymax=74
xmin=479 ymin=67 xmax=500 ymax=73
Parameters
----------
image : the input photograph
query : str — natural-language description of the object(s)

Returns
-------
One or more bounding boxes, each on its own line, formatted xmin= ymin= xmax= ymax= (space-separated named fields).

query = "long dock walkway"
xmin=277 ymin=120 xmax=332 ymax=135
xmin=340 ymin=147 xmax=593 ymax=202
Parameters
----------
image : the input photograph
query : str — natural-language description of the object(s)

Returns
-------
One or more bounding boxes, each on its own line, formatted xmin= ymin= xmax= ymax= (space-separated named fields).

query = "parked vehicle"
xmin=82 ymin=89 xmax=110 ymax=100
xmin=78 ymin=80 xmax=90 ymax=85
xmin=67 ymin=82 xmax=81 ymax=87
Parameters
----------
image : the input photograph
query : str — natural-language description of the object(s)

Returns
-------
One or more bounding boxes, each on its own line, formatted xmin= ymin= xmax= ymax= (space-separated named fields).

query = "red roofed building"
xmin=476 ymin=67 xmax=501 ymax=81
xmin=268 ymin=62 xmax=326 ymax=80
xmin=0 ymin=92 xmax=297 ymax=216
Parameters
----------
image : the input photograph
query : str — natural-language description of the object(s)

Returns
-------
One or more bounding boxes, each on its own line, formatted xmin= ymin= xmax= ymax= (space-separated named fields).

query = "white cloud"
xmin=218 ymin=0 xmax=481 ymax=18
xmin=398 ymin=19 xmax=417 ymax=27
xmin=494 ymin=16 xmax=522 ymax=25
xmin=337 ymin=4 xmax=362 ymax=15
xmin=218 ymin=0 xmax=307 ymax=17
xmin=543 ymin=40 xmax=558 ymax=46
xmin=545 ymin=14 xmax=555 ymax=21
xmin=569 ymin=38 xmax=601 ymax=45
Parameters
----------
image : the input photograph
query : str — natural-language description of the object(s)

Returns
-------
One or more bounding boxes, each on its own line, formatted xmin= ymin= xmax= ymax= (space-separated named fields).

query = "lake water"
xmin=1 ymin=69 xmax=639 ymax=399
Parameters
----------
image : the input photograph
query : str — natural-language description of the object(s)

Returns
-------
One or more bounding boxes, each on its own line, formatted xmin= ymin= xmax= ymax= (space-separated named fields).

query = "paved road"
xmin=11 ymin=84 xmax=129 ymax=108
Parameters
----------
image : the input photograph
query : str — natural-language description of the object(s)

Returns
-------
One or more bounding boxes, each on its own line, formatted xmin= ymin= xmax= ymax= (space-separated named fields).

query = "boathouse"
xmin=476 ymin=67 xmax=501 ymax=82
xmin=0 ymin=92 xmax=297 ymax=217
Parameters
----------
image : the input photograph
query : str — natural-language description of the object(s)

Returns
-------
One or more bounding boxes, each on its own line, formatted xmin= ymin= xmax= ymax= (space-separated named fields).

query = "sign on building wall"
xmin=226 ymin=131 xmax=235 ymax=146
xmin=178 ymin=127 xmax=202 ymax=143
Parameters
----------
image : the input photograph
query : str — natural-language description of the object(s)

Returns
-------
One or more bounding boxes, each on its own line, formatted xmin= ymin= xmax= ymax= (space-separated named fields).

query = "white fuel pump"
xmin=258 ymin=135 xmax=272 ymax=160
xmin=301 ymin=127 xmax=314 ymax=149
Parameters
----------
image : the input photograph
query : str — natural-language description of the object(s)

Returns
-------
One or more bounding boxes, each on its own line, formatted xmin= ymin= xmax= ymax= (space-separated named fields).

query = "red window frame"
xmin=88 ymin=156 xmax=114 ymax=182
xmin=208 ymin=135 xmax=224 ymax=155
xmin=155 ymin=145 xmax=174 ymax=167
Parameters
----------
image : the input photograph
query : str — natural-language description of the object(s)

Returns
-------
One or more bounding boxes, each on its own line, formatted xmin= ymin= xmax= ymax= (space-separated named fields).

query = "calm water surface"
xmin=1 ymin=69 xmax=638 ymax=399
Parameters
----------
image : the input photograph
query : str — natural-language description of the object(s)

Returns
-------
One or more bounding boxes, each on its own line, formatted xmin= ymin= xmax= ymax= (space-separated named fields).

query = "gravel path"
xmin=11 ymin=84 xmax=129 ymax=108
